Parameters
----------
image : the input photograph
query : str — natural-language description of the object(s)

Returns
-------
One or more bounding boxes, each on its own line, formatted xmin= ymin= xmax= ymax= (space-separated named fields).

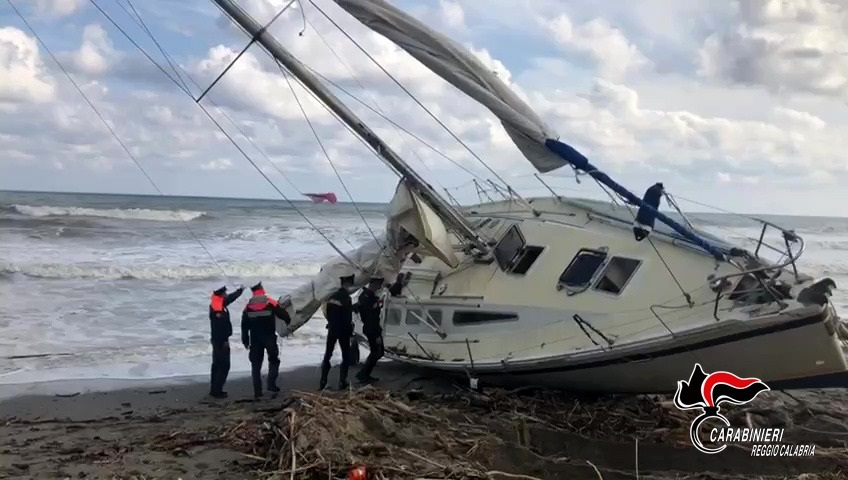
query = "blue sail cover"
xmin=545 ymin=139 xmax=727 ymax=260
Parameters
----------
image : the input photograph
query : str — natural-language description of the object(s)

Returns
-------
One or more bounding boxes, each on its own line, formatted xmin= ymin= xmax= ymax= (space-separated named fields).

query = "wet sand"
xmin=0 ymin=362 xmax=846 ymax=479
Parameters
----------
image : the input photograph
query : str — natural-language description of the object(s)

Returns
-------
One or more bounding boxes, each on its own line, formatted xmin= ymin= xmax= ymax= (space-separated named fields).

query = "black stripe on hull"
xmin=474 ymin=310 xmax=828 ymax=377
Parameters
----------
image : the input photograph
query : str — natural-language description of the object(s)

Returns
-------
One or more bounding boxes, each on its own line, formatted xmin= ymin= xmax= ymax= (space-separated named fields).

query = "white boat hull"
xmin=369 ymin=305 xmax=846 ymax=393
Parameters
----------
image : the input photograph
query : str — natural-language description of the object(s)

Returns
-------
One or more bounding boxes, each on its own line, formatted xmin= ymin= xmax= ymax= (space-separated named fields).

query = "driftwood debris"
xmin=147 ymin=386 xmax=848 ymax=479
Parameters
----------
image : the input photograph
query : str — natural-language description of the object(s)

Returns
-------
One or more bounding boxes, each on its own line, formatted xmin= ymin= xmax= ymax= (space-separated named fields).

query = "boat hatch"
xmin=594 ymin=257 xmax=642 ymax=295
xmin=494 ymin=224 xmax=545 ymax=275
xmin=453 ymin=311 xmax=519 ymax=325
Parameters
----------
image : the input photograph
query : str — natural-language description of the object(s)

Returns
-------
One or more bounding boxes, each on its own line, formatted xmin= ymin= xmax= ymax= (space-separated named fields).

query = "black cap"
xmin=340 ymin=275 xmax=355 ymax=286
xmin=213 ymin=285 xmax=227 ymax=295
xmin=368 ymin=276 xmax=384 ymax=286
xmin=251 ymin=281 xmax=263 ymax=292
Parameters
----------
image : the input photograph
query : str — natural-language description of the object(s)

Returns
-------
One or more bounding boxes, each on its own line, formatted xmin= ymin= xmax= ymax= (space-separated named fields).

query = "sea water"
xmin=1 ymin=190 xmax=846 ymax=386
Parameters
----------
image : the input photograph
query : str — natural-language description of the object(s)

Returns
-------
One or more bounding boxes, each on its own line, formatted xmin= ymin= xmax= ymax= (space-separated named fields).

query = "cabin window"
xmin=385 ymin=307 xmax=402 ymax=326
xmin=593 ymin=257 xmax=641 ymax=295
xmin=493 ymin=225 xmax=545 ymax=275
xmin=453 ymin=311 xmax=519 ymax=325
xmin=510 ymin=246 xmax=545 ymax=275
xmin=406 ymin=308 xmax=442 ymax=326
xmin=558 ymin=249 xmax=608 ymax=290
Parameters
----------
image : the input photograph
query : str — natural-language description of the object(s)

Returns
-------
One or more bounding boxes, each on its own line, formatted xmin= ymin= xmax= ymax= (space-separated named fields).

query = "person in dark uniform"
xmin=320 ymin=275 xmax=355 ymax=391
xmin=355 ymin=276 xmax=385 ymax=384
xmin=241 ymin=282 xmax=291 ymax=398
xmin=209 ymin=284 xmax=245 ymax=398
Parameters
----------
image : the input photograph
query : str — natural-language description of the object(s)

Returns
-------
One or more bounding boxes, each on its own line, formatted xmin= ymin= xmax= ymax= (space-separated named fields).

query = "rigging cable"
xmin=6 ymin=0 xmax=235 ymax=286
xmin=305 ymin=0 xmax=516 ymax=192
xmin=301 ymin=62 xmax=485 ymax=182
xmin=611 ymin=189 xmax=694 ymax=307
xmin=278 ymin=64 xmax=385 ymax=253
xmin=115 ymin=0 xmax=357 ymax=250
xmin=85 ymin=0 xmax=364 ymax=271
xmin=277 ymin=62 xmax=445 ymax=336
xmin=302 ymin=15 xmax=474 ymax=192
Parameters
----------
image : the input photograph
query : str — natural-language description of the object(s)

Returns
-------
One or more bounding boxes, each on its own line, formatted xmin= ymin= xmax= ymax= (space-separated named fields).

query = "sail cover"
xmin=332 ymin=0 xmax=567 ymax=173
xmin=276 ymin=179 xmax=460 ymax=335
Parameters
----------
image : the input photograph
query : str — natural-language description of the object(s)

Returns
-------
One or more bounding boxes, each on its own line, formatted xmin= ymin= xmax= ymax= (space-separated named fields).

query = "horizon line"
xmin=0 ymin=188 xmax=842 ymax=220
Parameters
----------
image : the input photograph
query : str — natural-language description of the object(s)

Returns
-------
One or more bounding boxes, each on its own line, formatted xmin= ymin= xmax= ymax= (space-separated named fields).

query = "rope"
xmin=115 ymin=0 xmax=356 ymax=250
xmin=88 ymin=0 xmax=364 ymax=271
xmin=305 ymin=0 xmax=515 ymax=192
xmin=8 ymin=0 xmax=235 ymax=286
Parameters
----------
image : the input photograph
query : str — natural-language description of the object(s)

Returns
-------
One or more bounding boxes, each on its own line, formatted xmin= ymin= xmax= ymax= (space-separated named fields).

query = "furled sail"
xmin=330 ymin=0 xmax=729 ymax=260
xmin=277 ymin=180 xmax=460 ymax=334
xmin=331 ymin=0 xmax=567 ymax=174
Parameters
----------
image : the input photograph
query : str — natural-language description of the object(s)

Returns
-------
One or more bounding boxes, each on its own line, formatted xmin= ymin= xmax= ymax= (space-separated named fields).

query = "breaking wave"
xmin=6 ymin=204 xmax=207 ymax=222
xmin=0 ymin=261 xmax=322 ymax=281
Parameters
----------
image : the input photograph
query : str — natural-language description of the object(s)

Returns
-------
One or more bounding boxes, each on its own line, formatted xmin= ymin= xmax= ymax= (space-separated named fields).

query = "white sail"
xmin=331 ymin=0 xmax=567 ymax=173
xmin=277 ymin=181 xmax=461 ymax=334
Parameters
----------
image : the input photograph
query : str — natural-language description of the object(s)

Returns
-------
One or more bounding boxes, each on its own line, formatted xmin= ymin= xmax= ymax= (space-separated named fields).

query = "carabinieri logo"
xmin=673 ymin=363 xmax=771 ymax=454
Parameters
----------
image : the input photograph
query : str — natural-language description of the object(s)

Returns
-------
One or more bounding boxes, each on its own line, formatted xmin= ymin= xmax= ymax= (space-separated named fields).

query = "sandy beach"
xmin=1 ymin=361 xmax=846 ymax=480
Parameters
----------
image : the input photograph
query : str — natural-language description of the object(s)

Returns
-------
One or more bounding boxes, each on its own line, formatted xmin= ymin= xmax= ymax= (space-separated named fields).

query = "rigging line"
xmin=113 ymin=2 xmax=355 ymax=250
xmin=88 ymin=0 xmax=364 ymax=271
xmin=301 ymin=62 xmax=484 ymax=182
xmin=278 ymin=60 xmax=446 ymax=334
xmin=303 ymin=15 xmax=462 ymax=192
xmin=278 ymin=64 xmax=385 ymax=254
xmin=671 ymin=194 xmax=767 ymax=223
xmin=193 ymin=96 xmax=365 ymax=271
xmin=87 ymin=0 xmax=190 ymax=97
xmin=197 ymin=0 xmax=297 ymax=104
xmin=7 ymin=0 xmax=233 ymax=285
xmin=611 ymin=189 xmax=693 ymax=306
xmin=305 ymin=0 xmax=514 ymax=190
xmin=122 ymin=0 xmax=192 ymax=95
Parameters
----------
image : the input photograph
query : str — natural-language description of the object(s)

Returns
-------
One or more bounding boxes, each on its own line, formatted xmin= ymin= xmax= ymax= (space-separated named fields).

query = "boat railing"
xmin=707 ymin=220 xmax=806 ymax=321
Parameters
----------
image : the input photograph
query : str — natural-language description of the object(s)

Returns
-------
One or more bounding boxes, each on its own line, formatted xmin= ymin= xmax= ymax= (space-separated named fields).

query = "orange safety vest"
xmin=210 ymin=293 xmax=225 ymax=312
xmin=245 ymin=293 xmax=278 ymax=311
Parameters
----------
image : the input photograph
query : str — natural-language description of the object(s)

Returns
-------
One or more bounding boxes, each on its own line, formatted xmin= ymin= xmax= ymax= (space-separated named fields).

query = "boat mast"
xmin=210 ymin=0 xmax=490 ymax=254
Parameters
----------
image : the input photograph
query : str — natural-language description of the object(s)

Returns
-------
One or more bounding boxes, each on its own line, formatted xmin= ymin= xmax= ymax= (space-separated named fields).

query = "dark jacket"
xmin=325 ymin=287 xmax=353 ymax=336
xmin=209 ymin=287 xmax=244 ymax=343
xmin=241 ymin=292 xmax=291 ymax=348
xmin=355 ymin=287 xmax=382 ymax=337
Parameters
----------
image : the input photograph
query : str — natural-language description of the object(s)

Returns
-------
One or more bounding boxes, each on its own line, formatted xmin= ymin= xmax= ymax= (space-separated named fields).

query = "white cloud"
xmin=439 ymin=1 xmax=465 ymax=29
xmin=543 ymin=14 xmax=651 ymax=81
xmin=71 ymin=24 xmax=115 ymax=77
xmin=0 ymin=27 xmax=56 ymax=103
xmin=33 ymin=0 xmax=84 ymax=18
xmin=698 ymin=0 xmax=848 ymax=98
xmin=1 ymin=0 xmax=848 ymax=215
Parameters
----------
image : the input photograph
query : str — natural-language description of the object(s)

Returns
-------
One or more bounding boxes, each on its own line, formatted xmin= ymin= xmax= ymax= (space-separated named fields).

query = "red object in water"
xmin=347 ymin=465 xmax=367 ymax=480
xmin=303 ymin=192 xmax=338 ymax=204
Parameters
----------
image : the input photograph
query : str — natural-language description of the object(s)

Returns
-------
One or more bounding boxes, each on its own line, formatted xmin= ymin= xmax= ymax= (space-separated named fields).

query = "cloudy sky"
xmin=1 ymin=0 xmax=846 ymax=216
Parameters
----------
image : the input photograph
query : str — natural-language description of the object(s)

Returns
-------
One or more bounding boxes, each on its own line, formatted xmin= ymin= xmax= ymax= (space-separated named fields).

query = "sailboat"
xmin=211 ymin=0 xmax=845 ymax=393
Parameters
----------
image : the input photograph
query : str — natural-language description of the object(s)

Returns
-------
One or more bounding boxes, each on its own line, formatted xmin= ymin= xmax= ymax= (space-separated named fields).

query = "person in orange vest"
xmin=241 ymin=282 xmax=291 ymax=398
xmin=209 ymin=284 xmax=245 ymax=399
